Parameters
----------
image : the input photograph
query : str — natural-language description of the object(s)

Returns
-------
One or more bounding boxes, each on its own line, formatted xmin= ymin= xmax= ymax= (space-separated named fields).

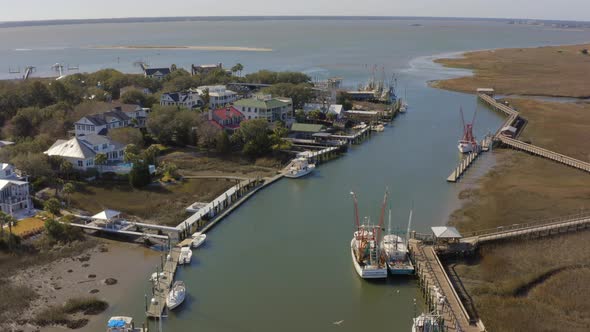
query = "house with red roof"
xmin=208 ymin=106 xmax=245 ymax=132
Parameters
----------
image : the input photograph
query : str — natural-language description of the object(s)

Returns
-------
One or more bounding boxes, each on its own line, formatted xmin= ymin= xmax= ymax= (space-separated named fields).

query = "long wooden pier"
xmin=410 ymin=240 xmax=484 ymax=332
xmin=461 ymin=212 xmax=590 ymax=246
xmin=498 ymin=136 xmax=590 ymax=172
xmin=477 ymin=91 xmax=590 ymax=173
xmin=447 ymin=148 xmax=481 ymax=182
xmin=146 ymin=247 xmax=181 ymax=318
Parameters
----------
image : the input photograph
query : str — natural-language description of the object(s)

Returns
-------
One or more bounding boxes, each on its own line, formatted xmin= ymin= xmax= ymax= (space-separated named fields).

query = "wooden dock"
xmin=447 ymin=148 xmax=481 ymax=182
xmin=461 ymin=212 xmax=590 ymax=246
xmin=146 ymin=247 xmax=182 ymax=318
xmin=410 ymin=240 xmax=484 ymax=332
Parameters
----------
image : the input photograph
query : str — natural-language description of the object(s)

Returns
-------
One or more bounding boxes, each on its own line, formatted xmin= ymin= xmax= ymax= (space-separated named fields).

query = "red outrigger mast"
xmin=460 ymin=107 xmax=477 ymax=146
xmin=350 ymin=191 xmax=360 ymax=231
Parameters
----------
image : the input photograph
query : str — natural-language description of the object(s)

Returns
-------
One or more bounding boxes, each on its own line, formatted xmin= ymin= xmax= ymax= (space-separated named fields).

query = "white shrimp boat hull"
xmin=458 ymin=141 xmax=475 ymax=153
xmin=350 ymin=238 xmax=388 ymax=279
xmin=381 ymin=234 xmax=415 ymax=275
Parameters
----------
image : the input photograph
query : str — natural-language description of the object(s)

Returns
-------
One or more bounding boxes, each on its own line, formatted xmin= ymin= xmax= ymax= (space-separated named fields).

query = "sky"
xmin=1 ymin=0 xmax=589 ymax=22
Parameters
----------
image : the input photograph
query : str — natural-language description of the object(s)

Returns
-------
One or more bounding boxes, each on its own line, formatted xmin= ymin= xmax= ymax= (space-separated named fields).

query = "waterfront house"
xmin=191 ymin=63 xmax=224 ymax=75
xmin=112 ymin=103 xmax=151 ymax=127
xmin=195 ymin=85 xmax=239 ymax=109
xmin=234 ymin=94 xmax=293 ymax=123
xmin=303 ymin=103 xmax=345 ymax=119
xmin=160 ymin=91 xmax=204 ymax=109
xmin=74 ymin=109 xmax=131 ymax=136
xmin=44 ymin=134 xmax=125 ymax=171
xmin=144 ymin=67 xmax=171 ymax=80
xmin=0 ymin=178 xmax=33 ymax=218
xmin=0 ymin=163 xmax=20 ymax=180
xmin=208 ymin=106 xmax=245 ymax=132
xmin=290 ymin=123 xmax=327 ymax=139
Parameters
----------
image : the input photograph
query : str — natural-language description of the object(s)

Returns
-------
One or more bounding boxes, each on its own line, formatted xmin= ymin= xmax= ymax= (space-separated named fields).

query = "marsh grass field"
xmin=437 ymin=43 xmax=590 ymax=330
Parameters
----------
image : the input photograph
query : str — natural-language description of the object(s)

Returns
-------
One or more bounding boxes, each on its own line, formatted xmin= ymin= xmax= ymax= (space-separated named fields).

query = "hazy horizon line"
xmin=2 ymin=15 xmax=589 ymax=28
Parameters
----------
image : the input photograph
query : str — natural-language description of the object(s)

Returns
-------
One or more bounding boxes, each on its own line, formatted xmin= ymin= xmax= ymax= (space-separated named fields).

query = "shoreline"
xmin=85 ymin=45 xmax=273 ymax=52
xmin=7 ymin=239 xmax=159 ymax=332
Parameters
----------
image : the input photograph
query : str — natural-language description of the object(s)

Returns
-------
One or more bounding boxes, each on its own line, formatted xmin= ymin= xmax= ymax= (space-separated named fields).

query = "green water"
xmin=8 ymin=18 xmax=588 ymax=332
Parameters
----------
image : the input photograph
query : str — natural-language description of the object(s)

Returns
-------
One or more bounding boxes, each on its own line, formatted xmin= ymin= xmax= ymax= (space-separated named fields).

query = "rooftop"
xmin=291 ymin=123 xmax=326 ymax=133
xmin=234 ymin=96 xmax=289 ymax=110
xmin=431 ymin=226 xmax=462 ymax=239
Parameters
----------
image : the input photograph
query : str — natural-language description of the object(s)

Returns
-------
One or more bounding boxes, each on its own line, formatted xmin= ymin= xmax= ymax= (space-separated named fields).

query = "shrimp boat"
xmin=166 ymin=281 xmax=186 ymax=310
xmin=381 ymin=209 xmax=415 ymax=275
xmin=349 ymin=191 xmax=388 ymax=279
xmin=412 ymin=313 xmax=445 ymax=332
xmin=458 ymin=107 xmax=478 ymax=153
xmin=178 ymin=247 xmax=192 ymax=265
xmin=285 ymin=157 xmax=315 ymax=178
xmin=191 ymin=232 xmax=206 ymax=249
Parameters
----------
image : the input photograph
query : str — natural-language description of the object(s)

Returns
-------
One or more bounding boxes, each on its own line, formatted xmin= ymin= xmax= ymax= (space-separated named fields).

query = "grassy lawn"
xmin=69 ymin=179 xmax=234 ymax=226
xmin=12 ymin=218 xmax=45 ymax=238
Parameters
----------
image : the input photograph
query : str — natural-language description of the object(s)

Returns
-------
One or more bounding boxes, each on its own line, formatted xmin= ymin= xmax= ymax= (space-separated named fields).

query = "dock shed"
xmin=290 ymin=123 xmax=327 ymax=139
xmin=476 ymin=88 xmax=495 ymax=96
xmin=431 ymin=226 xmax=462 ymax=246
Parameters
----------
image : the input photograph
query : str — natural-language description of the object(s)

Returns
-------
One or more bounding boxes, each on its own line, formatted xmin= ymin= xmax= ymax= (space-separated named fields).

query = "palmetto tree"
xmin=62 ymin=182 xmax=75 ymax=207
xmin=94 ymin=153 xmax=108 ymax=173
xmin=0 ymin=211 xmax=17 ymax=251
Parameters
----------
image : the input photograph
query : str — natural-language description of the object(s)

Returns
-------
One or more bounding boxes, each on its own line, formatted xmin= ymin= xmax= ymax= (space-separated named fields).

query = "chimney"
xmin=208 ymin=108 xmax=213 ymax=121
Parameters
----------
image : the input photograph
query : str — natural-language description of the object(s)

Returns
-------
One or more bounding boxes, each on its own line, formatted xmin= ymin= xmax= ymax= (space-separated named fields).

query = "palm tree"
xmin=95 ymin=153 xmax=108 ymax=173
xmin=62 ymin=182 xmax=75 ymax=207
xmin=0 ymin=211 xmax=16 ymax=251
xmin=231 ymin=63 xmax=244 ymax=77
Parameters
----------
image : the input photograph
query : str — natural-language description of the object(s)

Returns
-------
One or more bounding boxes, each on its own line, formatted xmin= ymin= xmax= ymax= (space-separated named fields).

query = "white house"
xmin=0 ymin=179 xmax=32 ymax=218
xmin=234 ymin=94 xmax=293 ymax=123
xmin=0 ymin=163 xmax=32 ymax=218
xmin=44 ymin=134 xmax=126 ymax=171
xmin=160 ymin=91 xmax=203 ymax=109
xmin=194 ymin=85 xmax=238 ymax=109
xmin=74 ymin=109 xmax=131 ymax=136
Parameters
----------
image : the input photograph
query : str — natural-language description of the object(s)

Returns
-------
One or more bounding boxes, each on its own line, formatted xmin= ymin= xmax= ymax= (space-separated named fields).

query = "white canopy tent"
xmin=92 ymin=209 xmax=121 ymax=221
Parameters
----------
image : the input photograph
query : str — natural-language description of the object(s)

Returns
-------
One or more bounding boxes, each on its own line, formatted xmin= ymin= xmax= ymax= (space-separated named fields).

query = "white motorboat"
xmin=191 ymin=232 xmax=207 ymax=249
xmin=107 ymin=316 xmax=144 ymax=332
xmin=178 ymin=247 xmax=193 ymax=265
xmin=284 ymin=157 xmax=315 ymax=179
xmin=371 ymin=124 xmax=385 ymax=132
xmin=166 ymin=281 xmax=186 ymax=310
xmin=458 ymin=140 xmax=476 ymax=153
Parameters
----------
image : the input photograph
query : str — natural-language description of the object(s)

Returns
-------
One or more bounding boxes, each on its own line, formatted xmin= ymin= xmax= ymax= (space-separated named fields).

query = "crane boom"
xmin=350 ymin=191 xmax=360 ymax=230
xmin=376 ymin=189 xmax=389 ymax=242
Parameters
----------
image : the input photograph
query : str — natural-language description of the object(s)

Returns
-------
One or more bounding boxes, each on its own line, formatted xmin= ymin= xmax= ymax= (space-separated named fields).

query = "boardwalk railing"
xmin=498 ymin=136 xmax=590 ymax=172
xmin=461 ymin=212 xmax=590 ymax=244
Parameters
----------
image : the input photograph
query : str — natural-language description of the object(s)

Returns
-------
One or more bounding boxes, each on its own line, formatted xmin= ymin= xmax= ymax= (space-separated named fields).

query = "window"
xmin=77 ymin=160 xmax=83 ymax=167
xmin=119 ymin=150 xmax=124 ymax=157
xmin=102 ymin=143 xmax=108 ymax=149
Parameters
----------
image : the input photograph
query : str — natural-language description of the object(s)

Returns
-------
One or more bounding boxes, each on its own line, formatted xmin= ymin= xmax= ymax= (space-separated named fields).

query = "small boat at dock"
xmin=178 ymin=247 xmax=192 ymax=265
xmin=284 ymin=157 xmax=315 ymax=178
xmin=166 ymin=281 xmax=186 ymax=310
xmin=349 ymin=191 xmax=388 ymax=279
xmin=107 ymin=316 xmax=145 ymax=332
xmin=191 ymin=232 xmax=206 ymax=248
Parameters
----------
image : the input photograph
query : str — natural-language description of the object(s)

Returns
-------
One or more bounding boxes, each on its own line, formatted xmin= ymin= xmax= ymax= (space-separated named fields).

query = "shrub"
xmin=44 ymin=218 xmax=83 ymax=243
xmin=63 ymin=297 xmax=108 ymax=315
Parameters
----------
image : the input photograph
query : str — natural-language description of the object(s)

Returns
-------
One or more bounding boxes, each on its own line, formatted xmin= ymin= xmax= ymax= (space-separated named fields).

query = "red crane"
xmin=376 ymin=189 xmax=389 ymax=243
xmin=459 ymin=107 xmax=478 ymax=149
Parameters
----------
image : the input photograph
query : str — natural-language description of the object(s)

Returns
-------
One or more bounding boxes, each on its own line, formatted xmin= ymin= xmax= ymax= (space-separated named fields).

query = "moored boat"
xmin=349 ymin=191 xmax=388 ymax=279
xmin=457 ymin=107 xmax=478 ymax=153
xmin=107 ymin=316 xmax=144 ymax=332
xmin=166 ymin=281 xmax=186 ymax=310
xmin=191 ymin=232 xmax=206 ymax=248
xmin=382 ymin=209 xmax=415 ymax=275
xmin=178 ymin=247 xmax=192 ymax=265
xmin=284 ymin=157 xmax=315 ymax=178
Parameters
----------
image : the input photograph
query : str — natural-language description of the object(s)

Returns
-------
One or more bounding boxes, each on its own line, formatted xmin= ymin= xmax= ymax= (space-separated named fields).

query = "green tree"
xmin=0 ymin=212 xmax=17 ymax=251
xmin=94 ymin=153 xmax=108 ymax=173
xmin=59 ymin=160 xmax=74 ymax=180
xmin=143 ymin=144 xmax=160 ymax=166
xmin=44 ymin=198 xmax=61 ymax=215
xmin=295 ymin=110 xmax=306 ymax=123
xmin=216 ymin=131 xmax=231 ymax=154
xmin=326 ymin=113 xmax=337 ymax=122
xmin=231 ymin=63 xmax=244 ymax=77
xmin=261 ymin=83 xmax=314 ymax=109
xmin=129 ymin=161 xmax=151 ymax=188
xmin=107 ymin=127 xmax=144 ymax=147
xmin=62 ymin=182 xmax=75 ymax=207
xmin=9 ymin=113 xmax=34 ymax=138
xmin=270 ymin=125 xmax=292 ymax=152
xmin=308 ymin=109 xmax=324 ymax=122
xmin=124 ymin=144 xmax=141 ymax=163
xmin=233 ymin=119 xmax=272 ymax=157
xmin=11 ymin=152 xmax=53 ymax=178
xmin=25 ymin=81 xmax=55 ymax=107
xmin=337 ymin=92 xmax=353 ymax=111
xmin=121 ymin=90 xmax=148 ymax=106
